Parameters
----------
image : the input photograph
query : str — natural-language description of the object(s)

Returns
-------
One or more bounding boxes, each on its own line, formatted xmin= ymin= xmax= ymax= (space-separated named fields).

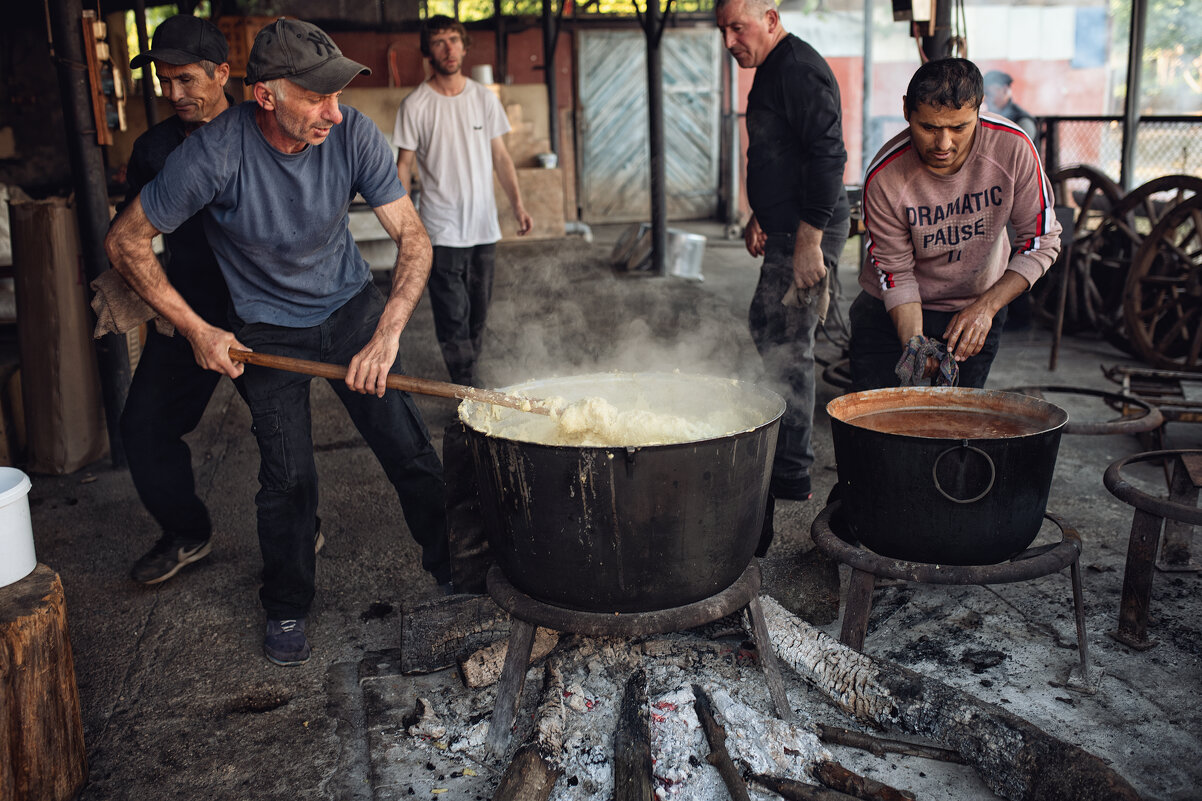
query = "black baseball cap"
xmin=984 ymin=70 xmax=1013 ymax=87
xmin=130 ymin=15 xmax=228 ymax=70
xmin=244 ymin=18 xmax=370 ymax=94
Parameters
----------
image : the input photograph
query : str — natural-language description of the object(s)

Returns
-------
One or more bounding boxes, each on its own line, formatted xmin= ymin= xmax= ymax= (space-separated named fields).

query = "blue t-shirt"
xmin=141 ymin=102 xmax=405 ymax=327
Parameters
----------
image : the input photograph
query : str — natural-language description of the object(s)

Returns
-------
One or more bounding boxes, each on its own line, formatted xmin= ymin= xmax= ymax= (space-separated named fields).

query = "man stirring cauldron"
xmin=715 ymin=0 xmax=850 ymax=555
xmin=848 ymin=58 xmax=1061 ymax=392
xmin=106 ymin=18 xmax=451 ymax=667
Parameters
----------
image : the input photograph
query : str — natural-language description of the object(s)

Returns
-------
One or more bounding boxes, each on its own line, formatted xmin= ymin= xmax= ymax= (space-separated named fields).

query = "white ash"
xmin=406 ymin=697 xmax=447 ymax=740
xmin=399 ymin=630 xmax=832 ymax=800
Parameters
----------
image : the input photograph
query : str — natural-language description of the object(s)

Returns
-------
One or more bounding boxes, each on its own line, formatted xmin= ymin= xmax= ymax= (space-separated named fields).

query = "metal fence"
xmin=1042 ymin=116 xmax=1202 ymax=188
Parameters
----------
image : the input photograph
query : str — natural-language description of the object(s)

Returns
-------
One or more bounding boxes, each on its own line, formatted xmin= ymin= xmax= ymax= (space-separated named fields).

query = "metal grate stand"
xmin=483 ymin=560 xmax=792 ymax=758
xmin=811 ymin=502 xmax=1097 ymax=692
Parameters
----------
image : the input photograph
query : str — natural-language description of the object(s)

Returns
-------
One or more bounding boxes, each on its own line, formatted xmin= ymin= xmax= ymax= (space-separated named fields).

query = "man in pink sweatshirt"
xmin=849 ymin=58 xmax=1060 ymax=390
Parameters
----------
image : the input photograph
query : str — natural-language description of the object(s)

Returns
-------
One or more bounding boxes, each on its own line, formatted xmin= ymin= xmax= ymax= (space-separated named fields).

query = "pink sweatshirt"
xmin=859 ymin=112 xmax=1061 ymax=312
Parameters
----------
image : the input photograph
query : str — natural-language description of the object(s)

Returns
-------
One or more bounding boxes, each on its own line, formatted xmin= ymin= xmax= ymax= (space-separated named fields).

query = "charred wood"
xmin=747 ymin=771 xmax=862 ymax=800
xmin=615 ymin=668 xmax=655 ymax=801
xmin=491 ymin=660 xmax=564 ymax=801
xmin=812 ymin=759 xmax=917 ymax=801
xmin=400 ymin=594 xmax=510 ymax=674
xmin=758 ymin=595 xmax=1141 ymax=801
xmin=692 ymin=683 xmax=751 ymax=801
xmin=815 ymin=723 xmax=965 ymax=764
xmin=491 ymin=745 xmax=559 ymax=801
xmin=460 ymin=627 xmax=559 ymax=689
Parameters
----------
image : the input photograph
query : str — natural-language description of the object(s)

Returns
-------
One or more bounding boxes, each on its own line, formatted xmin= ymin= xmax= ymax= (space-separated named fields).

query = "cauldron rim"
xmin=827 ymin=386 xmax=1069 ymax=440
xmin=460 ymin=370 xmax=787 ymax=449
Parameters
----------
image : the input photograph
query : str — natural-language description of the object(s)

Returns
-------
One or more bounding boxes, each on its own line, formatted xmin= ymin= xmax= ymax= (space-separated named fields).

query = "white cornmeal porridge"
xmin=459 ymin=374 xmax=774 ymax=447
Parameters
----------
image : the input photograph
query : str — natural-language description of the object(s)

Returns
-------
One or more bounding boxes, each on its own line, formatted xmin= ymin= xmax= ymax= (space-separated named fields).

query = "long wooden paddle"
xmin=227 ymin=348 xmax=551 ymax=415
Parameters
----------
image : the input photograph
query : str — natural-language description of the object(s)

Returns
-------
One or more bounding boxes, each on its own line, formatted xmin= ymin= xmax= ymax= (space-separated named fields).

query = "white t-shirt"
xmin=392 ymin=79 xmax=510 ymax=247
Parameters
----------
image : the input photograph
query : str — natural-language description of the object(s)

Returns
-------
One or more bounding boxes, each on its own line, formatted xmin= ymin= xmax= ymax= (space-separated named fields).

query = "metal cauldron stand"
xmin=484 ymin=560 xmax=791 ymax=757
xmin=811 ymin=502 xmax=1095 ymax=692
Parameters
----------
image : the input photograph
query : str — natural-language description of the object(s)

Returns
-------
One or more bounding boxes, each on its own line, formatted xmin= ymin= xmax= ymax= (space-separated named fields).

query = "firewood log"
xmin=491 ymin=660 xmax=564 ymax=801
xmin=756 ymin=595 xmax=1141 ymax=801
xmin=460 ymin=627 xmax=559 ymax=689
xmin=692 ymin=683 xmax=751 ymax=801
xmin=812 ymin=759 xmax=916 ymax=801
xmin=614 ymin=668 xmax=655 ymax=801
xmin=0 ymin=565 xmax=87 ymax=801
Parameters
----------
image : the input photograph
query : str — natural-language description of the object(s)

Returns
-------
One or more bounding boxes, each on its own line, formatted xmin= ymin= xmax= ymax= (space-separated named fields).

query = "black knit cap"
xmin=130 ymin=14 xmax=229 ymax=70
xmin=244 ymin=18 xmax=370 ymax=94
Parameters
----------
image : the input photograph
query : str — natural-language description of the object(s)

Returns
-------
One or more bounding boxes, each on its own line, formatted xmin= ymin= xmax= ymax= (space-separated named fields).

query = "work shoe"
xmin=264 ymin=618 xmax=310 ymax=666
xmin=771 ymin=474 xmax=813 ymax=502
xmin=130 ymin=535 xmax=211 ymax=585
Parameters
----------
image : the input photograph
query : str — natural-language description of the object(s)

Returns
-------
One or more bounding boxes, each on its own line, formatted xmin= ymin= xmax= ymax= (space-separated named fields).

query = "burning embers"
xmin=401 ymin=630 xmax=832 ymax=800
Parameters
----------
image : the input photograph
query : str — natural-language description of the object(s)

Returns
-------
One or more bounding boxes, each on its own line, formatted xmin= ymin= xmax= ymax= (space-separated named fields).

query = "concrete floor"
xmin=17 ymin=222 xmax=1202 ymax=800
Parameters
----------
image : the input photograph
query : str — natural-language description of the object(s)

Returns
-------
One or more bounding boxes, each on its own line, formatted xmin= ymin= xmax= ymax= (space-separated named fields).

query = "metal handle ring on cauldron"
xmin=931 ymin=440 xmax=996 ymax=504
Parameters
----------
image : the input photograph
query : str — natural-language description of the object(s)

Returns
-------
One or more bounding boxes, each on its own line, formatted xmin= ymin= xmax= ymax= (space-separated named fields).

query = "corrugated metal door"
xmin=577 ymin=29 xmax=721 ymax=223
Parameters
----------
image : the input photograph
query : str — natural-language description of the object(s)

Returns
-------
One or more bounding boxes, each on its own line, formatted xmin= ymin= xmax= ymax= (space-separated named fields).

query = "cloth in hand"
xmin=90 ymin=269 xmax=173 ymax=338
xmin=894 ymin=335 xmax=958 ymax=386
xmin=781 ymin=271 xmax=831 ymax=325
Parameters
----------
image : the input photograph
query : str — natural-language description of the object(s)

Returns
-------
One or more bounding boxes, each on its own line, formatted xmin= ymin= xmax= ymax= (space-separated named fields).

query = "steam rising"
xmin=479 ymin=239 xmax=765 ymax=391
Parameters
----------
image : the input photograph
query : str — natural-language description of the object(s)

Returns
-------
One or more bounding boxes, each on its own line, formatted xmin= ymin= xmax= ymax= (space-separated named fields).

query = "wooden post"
xmin=0 ymin=564 xmax=87 ymax=801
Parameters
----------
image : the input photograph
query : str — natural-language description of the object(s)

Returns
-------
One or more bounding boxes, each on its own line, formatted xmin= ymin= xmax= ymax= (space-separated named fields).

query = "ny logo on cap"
xmin=305 ymin=31 xmax=338 ymax=57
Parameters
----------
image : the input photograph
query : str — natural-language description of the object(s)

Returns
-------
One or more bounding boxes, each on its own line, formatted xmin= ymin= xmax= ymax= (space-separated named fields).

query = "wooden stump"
xmin=0 ymin=564 xmax=87 ymax=801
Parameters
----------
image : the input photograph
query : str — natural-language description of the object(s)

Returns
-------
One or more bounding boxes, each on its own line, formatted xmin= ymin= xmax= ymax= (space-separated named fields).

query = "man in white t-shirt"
xmin=393 ymin=16 xmax=533 ymax=387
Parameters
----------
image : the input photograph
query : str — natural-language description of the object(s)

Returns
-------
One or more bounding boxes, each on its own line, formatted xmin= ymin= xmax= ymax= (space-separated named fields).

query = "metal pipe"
xmin=920 ymin=0 xmax=951 ymax=62
xmin=47 ymin=0 xmax=130 ymax=467
xmin=132 ymin=0 xmax=157 ymax=128
xmin=494 ymin=0 xmax=507 ymax=84
xmin=645 ymin=0 xmax=667 ymax=276
xmin=541 ymin=0 xmax=560 ymax=158
xmin=1120 ymin=0 xmax=1147 ymax=191
xmin=724 ymin=51 xmax=740 ymax=233
xmin=861 ymin=0 xmax=874 ymax=177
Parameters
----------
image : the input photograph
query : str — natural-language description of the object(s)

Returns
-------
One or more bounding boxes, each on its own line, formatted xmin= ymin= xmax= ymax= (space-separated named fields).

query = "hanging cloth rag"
xmin=894 ymin=335 xmax=959 ymax=386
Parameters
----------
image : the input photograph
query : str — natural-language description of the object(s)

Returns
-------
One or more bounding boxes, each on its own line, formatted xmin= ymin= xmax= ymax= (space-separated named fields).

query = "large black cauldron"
xmin=462 ymin=373 xmax=784 ymax=612
xmin=828 ymin=387 xmax=1068 ymax=565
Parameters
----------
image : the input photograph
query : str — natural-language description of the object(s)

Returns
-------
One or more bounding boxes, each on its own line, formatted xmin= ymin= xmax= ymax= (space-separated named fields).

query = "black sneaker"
xmin=130 ymin=536 xmax=211 ymax=585
xmin=264 ymin=618 xmax=310 ymax=666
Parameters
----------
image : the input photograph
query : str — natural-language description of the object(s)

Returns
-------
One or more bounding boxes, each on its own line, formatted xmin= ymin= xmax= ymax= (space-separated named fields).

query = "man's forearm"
xmin=104 ymin=201 xmax=208 ymax=341
xmin=374 ymin=196 xmax=433 ymax=339
xmin=888 ymin=301 xmax=925 ymax=344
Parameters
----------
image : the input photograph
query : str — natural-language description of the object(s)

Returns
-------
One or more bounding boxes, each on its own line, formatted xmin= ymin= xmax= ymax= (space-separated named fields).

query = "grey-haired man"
xmin=106 ymin=18 xmax=450 ymax=667
xmin=121 ymin=14 xmax=239 ymax=586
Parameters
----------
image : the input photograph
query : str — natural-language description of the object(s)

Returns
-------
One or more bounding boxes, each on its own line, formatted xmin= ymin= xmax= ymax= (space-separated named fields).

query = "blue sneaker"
xmin=264 ymin=618 xmax=310 ymax=666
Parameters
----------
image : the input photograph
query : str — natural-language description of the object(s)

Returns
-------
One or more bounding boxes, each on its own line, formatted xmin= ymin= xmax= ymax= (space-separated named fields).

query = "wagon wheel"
xmin=1079 ymin=174 xmax=1202 ymax=350
xmin=1123 ymin=194 xmax=1202 ymax=370
xmin=1031 ymin=165 xmax=1122 ymax=332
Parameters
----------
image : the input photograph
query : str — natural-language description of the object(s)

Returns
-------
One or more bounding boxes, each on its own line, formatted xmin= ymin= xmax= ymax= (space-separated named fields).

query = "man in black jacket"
xmin=120 ymin=15 xmax=247 ymax=584
xmin=716 ymin=0 xmax=850 ymax=554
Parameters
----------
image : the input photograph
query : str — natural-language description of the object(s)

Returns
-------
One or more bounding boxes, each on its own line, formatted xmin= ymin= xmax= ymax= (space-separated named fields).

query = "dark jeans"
xmin=749 ymin=220 xmax=849 ymax=491
xmin=121 ymin=326 xmax=240 ymax=543
xmin=233 ymin=283 xmax=450 ymax=618
xmin=428 ymin=244 xmax=497 ymax=387
xmin=847 ymin=291 xmax=1007 ymax=392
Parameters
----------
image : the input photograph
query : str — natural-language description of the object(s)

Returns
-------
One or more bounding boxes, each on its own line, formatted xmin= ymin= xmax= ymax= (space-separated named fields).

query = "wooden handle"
xmin=227 ymin=348 xmax=550 ymax=415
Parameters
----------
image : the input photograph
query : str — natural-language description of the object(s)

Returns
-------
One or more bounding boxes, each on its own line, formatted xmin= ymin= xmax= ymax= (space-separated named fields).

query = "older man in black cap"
xmin=106 ymin=18 xmax=449 ymax=667
xmin=121 ymin=14 xmax=239 ymax=587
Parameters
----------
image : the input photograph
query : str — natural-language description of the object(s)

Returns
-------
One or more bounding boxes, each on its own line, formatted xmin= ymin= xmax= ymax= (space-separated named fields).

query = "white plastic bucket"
xmin=0 ymin=467 xmax=34 ymax=588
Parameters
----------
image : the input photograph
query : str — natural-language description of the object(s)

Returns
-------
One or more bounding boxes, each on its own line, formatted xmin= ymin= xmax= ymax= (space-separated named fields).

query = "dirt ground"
xmin=15 ymin=222 xmax=1202 ymax=800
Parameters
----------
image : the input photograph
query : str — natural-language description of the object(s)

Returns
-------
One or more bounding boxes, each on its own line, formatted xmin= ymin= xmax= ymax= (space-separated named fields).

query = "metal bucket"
xmin=462 ymin=373 xmax=784 ymax=612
